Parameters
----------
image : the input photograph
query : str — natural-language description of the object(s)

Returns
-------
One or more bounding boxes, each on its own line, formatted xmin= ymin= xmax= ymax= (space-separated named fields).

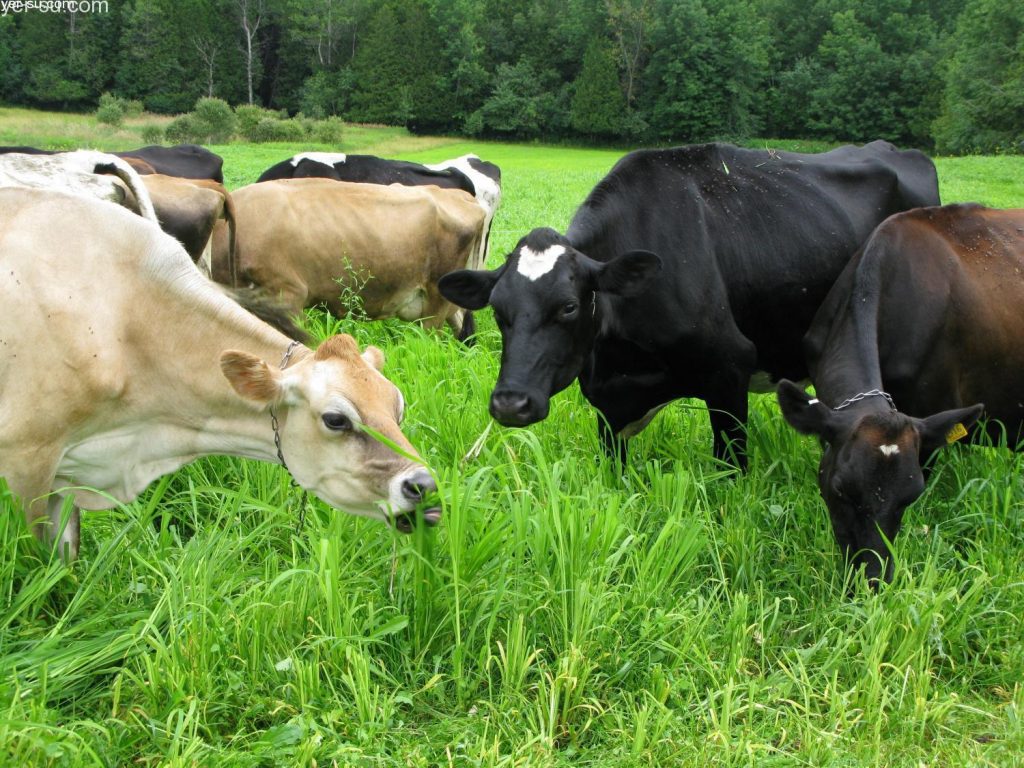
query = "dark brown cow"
xmin=777 ymin=204 xmax=1024 ymax=585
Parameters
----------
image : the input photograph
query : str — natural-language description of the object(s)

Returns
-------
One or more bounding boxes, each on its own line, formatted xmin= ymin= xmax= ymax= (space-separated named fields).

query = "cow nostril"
xmin=401 ymin=470 xmax=436 ymax=501
xmin=491 ymin=391 xmax=531 ymax=416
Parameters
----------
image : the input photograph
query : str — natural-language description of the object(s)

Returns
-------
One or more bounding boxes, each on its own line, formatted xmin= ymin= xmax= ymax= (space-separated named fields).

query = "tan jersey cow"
xmin=141 ymin=173 xmax=237 ymax=282
xmin=0 ymin=150 xmax=158 ymax=223
xmin=0 ymin=189 xmax=439 ymax=559
xmin=212 ymin=178 xmax=486 ymax=335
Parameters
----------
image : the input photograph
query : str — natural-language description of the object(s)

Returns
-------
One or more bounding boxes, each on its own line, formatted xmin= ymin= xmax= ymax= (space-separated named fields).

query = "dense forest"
xmin=0 ymin=0 xmax=1021 ymax=153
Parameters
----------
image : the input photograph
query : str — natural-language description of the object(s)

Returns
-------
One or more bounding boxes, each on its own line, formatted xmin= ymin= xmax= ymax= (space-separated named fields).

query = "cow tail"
xmin=95 ymin=156 xmax=159 ymax=224
xmin=222 ymin=188 xmax=239 ymax=288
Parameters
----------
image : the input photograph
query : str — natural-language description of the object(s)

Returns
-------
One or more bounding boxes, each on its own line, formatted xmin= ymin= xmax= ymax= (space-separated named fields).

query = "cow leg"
xmin=453 ymin=310 xmax=476 ymax=346
xmin=47 ymin=494 xmax=80 ymax=561
xmin=197 ymin=238 xmax=214 ymax=278
xmin=597 ymin=412 xmax=628 ymax=466
xmin=705 ymin=382 xmax=750 ymax=471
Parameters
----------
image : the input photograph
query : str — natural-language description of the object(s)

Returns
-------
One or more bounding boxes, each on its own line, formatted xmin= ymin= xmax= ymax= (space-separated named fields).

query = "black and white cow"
xmin=439 ymin=141 xmax=940 ymax=468
xmin=116 ymin=144 xmax=225 ymax=183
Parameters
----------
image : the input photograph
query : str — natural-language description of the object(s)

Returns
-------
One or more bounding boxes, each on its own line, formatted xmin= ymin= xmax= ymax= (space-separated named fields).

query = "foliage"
xmin=570 ymin=39 xmax=626 ymax=139
xmin=193 ymin=97 xmax=238 ymax=143
xmin=140 ymin=123 xmax=166 ymax=144
xmin=933 ymin=0 xmax=1024 ymax=154
xmin=0 ymin=0 xmax=1021 ymax=150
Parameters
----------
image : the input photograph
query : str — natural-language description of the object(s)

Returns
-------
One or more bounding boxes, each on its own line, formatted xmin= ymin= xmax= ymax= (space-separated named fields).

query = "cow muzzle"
xmin=389 ymin=468 xmax=441 ymax=533
xmin=489 ymin=389 xmax=548 ymax=427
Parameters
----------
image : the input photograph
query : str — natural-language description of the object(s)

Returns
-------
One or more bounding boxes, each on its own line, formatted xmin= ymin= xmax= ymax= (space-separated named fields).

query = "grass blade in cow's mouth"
xmin=392 ymin=505 xmax=442 ymax=533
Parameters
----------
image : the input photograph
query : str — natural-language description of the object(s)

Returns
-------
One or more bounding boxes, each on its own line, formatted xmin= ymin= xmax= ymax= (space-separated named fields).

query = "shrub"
xmin=122 ymin=99 xmax=144 ymax=118
xmin=165 ymin=113 xmax=202 ymax=143
xmin=96 ymin=92 xmax=125 ymax=126
xmin=192 ymin=97 xmax=236 ymax=143
xmin=246 ymin=117 xmax=307 ymax=143
xmin=236 ymin=105 xmax=280 ymax=141
xmin=312 ymin=117 xmax=344 ymax=144
xmin=140 ymin=124 xmax=165 ymax=144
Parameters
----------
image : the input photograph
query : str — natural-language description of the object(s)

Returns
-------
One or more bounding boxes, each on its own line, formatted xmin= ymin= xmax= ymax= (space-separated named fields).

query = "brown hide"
xmin=212 ymin=178 xmax=484 ymax=327
xmin=142 ymin=174 xmax=237 ymax=284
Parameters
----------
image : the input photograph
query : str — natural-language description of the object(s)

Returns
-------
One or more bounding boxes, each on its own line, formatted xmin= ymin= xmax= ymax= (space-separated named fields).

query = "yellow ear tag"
xmin=946 ymin=423 xmax=968 ymax=444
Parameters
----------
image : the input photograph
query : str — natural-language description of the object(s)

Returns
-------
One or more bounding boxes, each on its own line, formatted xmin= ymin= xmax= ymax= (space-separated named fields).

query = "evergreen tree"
xmin=933 ymin=0 xmax=1024 ymax=153
xmin=570 ymin=39 xmax=625 ymax=138
xmin=348 ymin=4 xmax=412 ymax=123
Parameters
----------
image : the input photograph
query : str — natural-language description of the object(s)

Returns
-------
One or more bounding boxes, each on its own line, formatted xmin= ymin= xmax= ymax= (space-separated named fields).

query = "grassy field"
xmin=2 ymin=113 xmax=1024 ymax=766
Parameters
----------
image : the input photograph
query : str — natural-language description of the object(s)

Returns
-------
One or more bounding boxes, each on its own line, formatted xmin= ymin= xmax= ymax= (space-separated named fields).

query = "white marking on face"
xmin=879 ymin=444 xmax=900 ymax=457
xmin=516 ymin=245 xmax=565 ymax=281
xmin=291 ymin=152 xmax=348 ymax=168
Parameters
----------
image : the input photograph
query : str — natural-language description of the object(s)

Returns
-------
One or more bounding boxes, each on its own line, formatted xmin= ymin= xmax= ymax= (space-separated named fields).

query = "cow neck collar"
xmin=269 ymin=340 xmax=303 ymax=469
xmin=813 ymin=388 xmax=897 ymax=412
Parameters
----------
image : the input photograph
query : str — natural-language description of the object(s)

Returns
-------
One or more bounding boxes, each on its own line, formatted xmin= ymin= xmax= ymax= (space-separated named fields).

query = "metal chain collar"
xmin=267 ymin=339 xmax=308 ymax=532
xmin=830 ymin=388 xmax=897 ymax=412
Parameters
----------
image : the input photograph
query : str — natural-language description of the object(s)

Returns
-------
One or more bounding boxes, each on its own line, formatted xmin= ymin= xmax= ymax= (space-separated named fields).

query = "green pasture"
xmin=2 ymin=115 xmax=1023 ymax=766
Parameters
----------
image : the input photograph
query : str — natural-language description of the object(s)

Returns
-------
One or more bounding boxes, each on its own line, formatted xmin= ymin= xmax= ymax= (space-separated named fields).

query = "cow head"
xmin=439 ymin=227 xmax=661 ymax=427
xmin=777 ymin=380 xmax=983 ymax=586
xmin=221 ymin=334 xmax=439 ymax=532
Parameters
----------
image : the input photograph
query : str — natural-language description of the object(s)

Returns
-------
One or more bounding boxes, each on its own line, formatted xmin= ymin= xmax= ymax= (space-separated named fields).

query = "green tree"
xmin=642 ymin=0 xmax=769 ymax=142
xmin=806 ymin=1 xmax=940 ymax=145
xmin=348 ymin=4 xmax=411 ymax=123
xmin=934 ymin=0 xmax=1024 ymax=153
xmin=570 ymin=38 xmax=625 ymax=139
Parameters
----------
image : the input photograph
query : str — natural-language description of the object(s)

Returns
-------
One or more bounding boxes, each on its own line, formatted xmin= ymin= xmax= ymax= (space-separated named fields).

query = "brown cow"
xmin=0 ymin=188 xmax=440 ymax=559
xmin=212 ymin=178 xmax=485 ymax=335
xmin=141 ymin=173 xmax=237 ymax=283
xmin=777 ymin=204 xmax=1024 ymax=585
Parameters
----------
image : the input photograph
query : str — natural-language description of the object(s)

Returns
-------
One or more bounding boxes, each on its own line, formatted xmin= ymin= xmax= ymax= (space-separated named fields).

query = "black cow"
xmin=0 ymin=146 xmax=56 ymax=155
xmin=439 ymin=141 xmax=940 ymax=469
xmin=777 ymin=204 xmax=1024 ymax=584
xmin=115 ymin=144 xmax=224 ymax=183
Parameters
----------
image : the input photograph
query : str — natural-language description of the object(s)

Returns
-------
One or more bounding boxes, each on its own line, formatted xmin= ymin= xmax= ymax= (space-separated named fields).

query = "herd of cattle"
xmin=0 ymin=139 xmax=1020 ymax=589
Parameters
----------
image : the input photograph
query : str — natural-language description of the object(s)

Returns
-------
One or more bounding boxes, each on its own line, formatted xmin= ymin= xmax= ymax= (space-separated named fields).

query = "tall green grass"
xmin=2 ymin=116 xmax=1023 ymax=766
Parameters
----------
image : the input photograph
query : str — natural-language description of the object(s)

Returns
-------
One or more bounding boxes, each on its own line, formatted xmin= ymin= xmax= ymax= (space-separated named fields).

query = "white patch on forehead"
xmin=291 ymin=152 xmax=348 ymax=168
xmin=879 ymin=444 xmax=900 ymax=457
xmin=516 ymin=244 xmax=565 ymax=281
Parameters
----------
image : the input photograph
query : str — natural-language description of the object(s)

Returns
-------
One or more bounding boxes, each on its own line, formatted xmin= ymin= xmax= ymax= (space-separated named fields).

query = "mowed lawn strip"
xmin=1 ymin=120 xmax=1023 ymax=766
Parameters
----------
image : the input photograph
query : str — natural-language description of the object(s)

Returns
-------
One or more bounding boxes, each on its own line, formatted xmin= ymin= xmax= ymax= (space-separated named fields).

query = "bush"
xmin=140 ymin=124 xmax=165 ymax=144
xmin=122 ymin=99 xmax=144 ymax=118
xmin=312 ymin=117 xmax=344 ymax=144
xmin=246 ymin=117 xmax=308 ymax=143
xmin=236 ymin=105 xmax=280 ymax=141
xmin=96 ymin=92 xmax=125 ymax=127
xmin=192 ymin=97 xmax=236 ymax=142
xmin=165 ymin=113 xmax=202 ymax=143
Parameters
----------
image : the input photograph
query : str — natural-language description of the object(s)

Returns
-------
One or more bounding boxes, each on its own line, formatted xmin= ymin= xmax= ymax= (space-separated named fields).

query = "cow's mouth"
xmin=392 ymin=506 xmax=442 ymax=533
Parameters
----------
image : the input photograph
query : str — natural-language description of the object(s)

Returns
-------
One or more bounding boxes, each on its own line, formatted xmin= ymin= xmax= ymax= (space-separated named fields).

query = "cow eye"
xmin=322 ymin=412 xmax=354 ymax=432
xmin=561 ymin=302 xmax=579 ymax=318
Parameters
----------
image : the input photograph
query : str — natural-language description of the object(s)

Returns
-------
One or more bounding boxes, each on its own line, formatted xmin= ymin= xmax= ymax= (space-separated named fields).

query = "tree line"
xmin=0 ymin=0 xmax=1020 ymax=154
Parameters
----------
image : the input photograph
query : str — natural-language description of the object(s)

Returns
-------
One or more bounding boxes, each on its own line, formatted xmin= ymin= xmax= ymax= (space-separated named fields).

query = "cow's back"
xmin=566 ymin=141 xmax=939 ymax=379
xmin=810 ymin=204 xmax=1024 ymax=425
xmin=229 ymin=179 xmax=484 ymax=319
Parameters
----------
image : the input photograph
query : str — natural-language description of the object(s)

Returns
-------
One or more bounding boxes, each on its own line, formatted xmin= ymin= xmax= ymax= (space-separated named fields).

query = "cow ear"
xmin=596 ymin=250 xmax=662 ymax=297
xmin=916 ymin=403 xmax=984 ymax=457
xmin=221 ymin=351 xmax=283 ymax=403
xmin=776 ymin=379 xmax=837 ymax=440
xmin=362 ymin=345 xmax=385 ymax=371
xmin=438 ymin=266 xmax=504 ymax=310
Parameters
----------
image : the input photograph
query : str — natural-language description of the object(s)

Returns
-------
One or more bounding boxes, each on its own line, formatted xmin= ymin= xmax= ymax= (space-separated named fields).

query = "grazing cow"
xmin=258 ymin=152 xmax=502 ymax=272
xmin=439 ymin=141 xmax=940 ymax=468
xmin=212 ymin=178 xmax=486 ymax=338
xmin=141 ymin=173 xmax=237 ymax=282
xmin=0 ymin=189 xmax=440 ymax=559
xmin=776 ymin=204 xmax=1024 ymax=584
xmin=0 ymin=149 xmax=158 ymax=223
xmin=116 ymin=144 xmax=225 ymax=183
